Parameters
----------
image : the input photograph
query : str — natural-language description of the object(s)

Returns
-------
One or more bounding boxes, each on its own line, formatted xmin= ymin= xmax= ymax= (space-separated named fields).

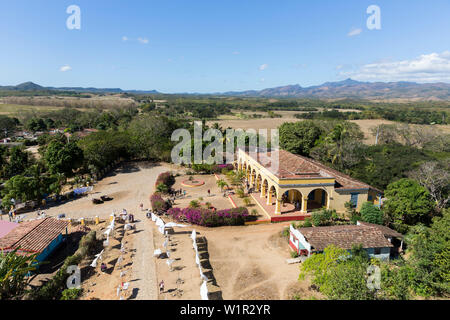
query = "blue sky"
xmin=1 ymin=0 xmax=450 ymax=93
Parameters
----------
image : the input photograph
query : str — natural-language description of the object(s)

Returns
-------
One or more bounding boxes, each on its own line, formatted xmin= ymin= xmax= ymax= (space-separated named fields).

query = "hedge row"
xmin=167 ymin=207 xmax=249 ymax=227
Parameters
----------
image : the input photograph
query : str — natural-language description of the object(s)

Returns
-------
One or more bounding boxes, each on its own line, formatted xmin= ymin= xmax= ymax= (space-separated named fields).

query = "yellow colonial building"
xmin=237 ymin=148 xmax=382 ymax=218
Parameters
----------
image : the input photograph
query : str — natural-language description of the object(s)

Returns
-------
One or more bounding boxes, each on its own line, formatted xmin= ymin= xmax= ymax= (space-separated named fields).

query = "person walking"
xmin=159 ymin=280 xmax=165 ymax=294
xmin=207 ymin=189 xmax=211 ymax=197
xmin=139 ymin=203 xmax=144 ymax=211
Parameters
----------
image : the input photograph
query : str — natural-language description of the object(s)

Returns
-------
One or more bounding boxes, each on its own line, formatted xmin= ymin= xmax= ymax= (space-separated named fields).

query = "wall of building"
xmin=36 ymin=233 xmax=63 ymax=262
xmin=366 ymin=247 xmax=391 ymax=261
xmin=331 ymin=191 xmax=370 ymax=212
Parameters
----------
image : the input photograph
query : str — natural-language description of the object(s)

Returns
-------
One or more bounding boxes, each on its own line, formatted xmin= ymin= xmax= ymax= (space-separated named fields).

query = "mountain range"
xmin=1 ymin=79 xmax=450 ymax=100
xmin=221 ymin=79 xmax=450 ymax=101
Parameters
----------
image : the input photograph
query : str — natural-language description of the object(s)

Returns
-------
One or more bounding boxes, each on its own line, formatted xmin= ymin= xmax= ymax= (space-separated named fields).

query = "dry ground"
xmin=202 ymin=223 xmax=321 ymax=300
xmin=171 ymin=174 xmax=233 ymax=211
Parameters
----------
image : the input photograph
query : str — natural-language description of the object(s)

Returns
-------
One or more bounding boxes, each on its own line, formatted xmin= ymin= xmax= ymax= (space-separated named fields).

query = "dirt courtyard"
xmin=22 ymin=162 xmax=318 ymax=300
xmin=201 ymin=223 xmax=320 ymax=300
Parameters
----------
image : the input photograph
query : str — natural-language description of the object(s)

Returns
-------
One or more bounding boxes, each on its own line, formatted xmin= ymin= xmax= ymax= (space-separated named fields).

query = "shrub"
xmin=156 ymin=183 xmax=169 ymax=194
xmin=311 ymin=209 xmax=334 ymax=226
xmin=155 ymin=172 xmax=175 ymax=188
xmin=167 ymin=207 xmax=249 ymax=227
xmin=236 ymin=187 xmax=245 ymax=198
xmin=150 ymin=193 xmax=168 ymax=211
xmin=281 ymin=227 xmax=290 ymax=239
xmin=189 ymin=200 xmax=200 ymax=208
xmin=360 ymin=202 xmax=384 ymax=225
xmin=303 ymin=218 xmax=313 ymax=227
xmin=61 ymin=288 xmax=83 ymax=300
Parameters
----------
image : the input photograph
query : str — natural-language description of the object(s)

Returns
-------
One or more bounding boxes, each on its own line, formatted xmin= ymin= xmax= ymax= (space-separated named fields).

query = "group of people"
xmin=169 ymin=188 xmax=186 ymax=198
xmin=120 ymin=209 xmax=135 ymax=223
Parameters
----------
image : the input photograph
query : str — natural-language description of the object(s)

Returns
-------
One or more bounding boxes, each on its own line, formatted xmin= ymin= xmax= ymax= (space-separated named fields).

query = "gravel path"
xmin=127 ymin=164 xmax=170 ymax=300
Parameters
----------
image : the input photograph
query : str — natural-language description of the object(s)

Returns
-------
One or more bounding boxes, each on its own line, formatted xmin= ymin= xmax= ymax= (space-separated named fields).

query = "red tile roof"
xmin=357 ymin=221 xmax=404 ymax=239
xmin=0 ymin=218 xmax=69 ymax=254
xmin=298 ymin=225 xmax=393 ymax=251
xmin=246 ymin=149 xmax=380 ymax=192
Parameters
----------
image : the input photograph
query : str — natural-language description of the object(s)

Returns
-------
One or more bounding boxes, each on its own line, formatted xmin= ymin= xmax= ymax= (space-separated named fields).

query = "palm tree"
xmin=0 ymin=249 xmax=39 ymax=300
xmin=216 ymin=179 xmax=228 ymax=192
xmin=156 ymin=183 xmax=169 ymax=194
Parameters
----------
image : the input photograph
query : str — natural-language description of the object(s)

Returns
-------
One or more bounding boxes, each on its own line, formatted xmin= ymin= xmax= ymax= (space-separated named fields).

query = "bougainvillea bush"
xmin=211 ymin=164 xmax=235 ymax=174
xmin=167 ymin=207 xmax=249 ymax=227
xmin=150 ymin=193 xmax=168 ymax=211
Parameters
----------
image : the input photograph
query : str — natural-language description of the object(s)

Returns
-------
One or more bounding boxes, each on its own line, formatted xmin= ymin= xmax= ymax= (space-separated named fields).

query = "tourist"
xmin=101 ymin=263 xmax=107 ymax=273
xmin=139 ymin=203 xmax=144 ymax=211
xmin=207 ymin=189 xmax=211 ymax=197
xmin=159 ymin=280 xmax=165 ymax=294
xmin=8 ymin=210 xmax=13 ymax=222
xmin=183 ymin=190 xmax=187 ymax=197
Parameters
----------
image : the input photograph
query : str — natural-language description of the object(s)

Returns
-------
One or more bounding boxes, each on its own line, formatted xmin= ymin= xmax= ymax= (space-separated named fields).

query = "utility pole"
xmin=375 ymin=126 xmax=380 ymax=145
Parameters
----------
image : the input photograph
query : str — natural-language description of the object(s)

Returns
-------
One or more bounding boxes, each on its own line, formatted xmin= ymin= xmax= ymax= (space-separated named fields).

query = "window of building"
xmin=350 ymin=193 xmax=359 ymax=208
xmin=374 ymin=248 xmax=381 ymax=255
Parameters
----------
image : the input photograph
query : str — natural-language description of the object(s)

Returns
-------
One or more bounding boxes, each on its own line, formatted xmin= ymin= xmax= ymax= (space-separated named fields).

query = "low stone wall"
xmin=195 ymin=236 xmax=222 ymax=300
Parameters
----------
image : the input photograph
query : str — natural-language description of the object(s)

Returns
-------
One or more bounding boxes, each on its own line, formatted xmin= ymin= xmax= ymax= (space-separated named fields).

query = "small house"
xmin=289 ymin=224 xmax=395 ymax=261
xmin=0 ymin=217 xmax=69 ymax=262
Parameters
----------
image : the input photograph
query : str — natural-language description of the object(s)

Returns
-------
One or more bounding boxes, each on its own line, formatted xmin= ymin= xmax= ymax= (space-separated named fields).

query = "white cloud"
xmin=340 ymin=51 xmax=450 ymax=83
xmin=122 ymin=36 xmax=128 ymax=41
xmin=348 ymin=28 xmax=362 ymax=37
xmin=60 ymin=65 xmax=72 ymax=72
xmin=137 ymin=37 xmax=149 ymax=44
xmin=260 ymin=78 xmax=265 ymax=82
xmin=232 ymin=51 xmax=240 ymax=55
xmin=259 ymin=64 xmax=268 ymax=71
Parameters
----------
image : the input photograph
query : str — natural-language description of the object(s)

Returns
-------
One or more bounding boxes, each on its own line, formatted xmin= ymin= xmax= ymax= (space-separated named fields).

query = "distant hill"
xmin=0 ymin=82 xmax=160 ymax=94
xmin=222 ymin=79 xmax=450 ymax=101
xmin=1 ymin=79 xmax=450 ymax=100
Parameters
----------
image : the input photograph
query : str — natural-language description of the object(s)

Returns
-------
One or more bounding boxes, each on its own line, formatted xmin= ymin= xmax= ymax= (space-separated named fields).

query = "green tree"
xmin=25 ymin=118 xmax=47 ymax=132
xmin=360 ymin=202 xmax=384 ymax=225
xmin=300 ymin=245 xmax=375 ymax=300
xmin=279 ymin=121 xmax=322 ymax=156
xmin=384 ymin=178 xmax=435 ymax=233
xmin=44 ymin=140 xmax=84 ymax=175
xmin=405 ymin=209 xmax=450 ymax=296
xmin=4 ymin=146 xmax=30 ymax=178
xmin=0 ymin=116 xmax=19 ymax=138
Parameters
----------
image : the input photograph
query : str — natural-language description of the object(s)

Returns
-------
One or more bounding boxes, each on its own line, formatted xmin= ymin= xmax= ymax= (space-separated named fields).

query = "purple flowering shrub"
xmin=211 ymin=164 xmax=235 ymax=174
xmin=150 ymin=193 xmax=168 ymax=211
xmin=167 ymin=207 xmax=249 ymax=227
